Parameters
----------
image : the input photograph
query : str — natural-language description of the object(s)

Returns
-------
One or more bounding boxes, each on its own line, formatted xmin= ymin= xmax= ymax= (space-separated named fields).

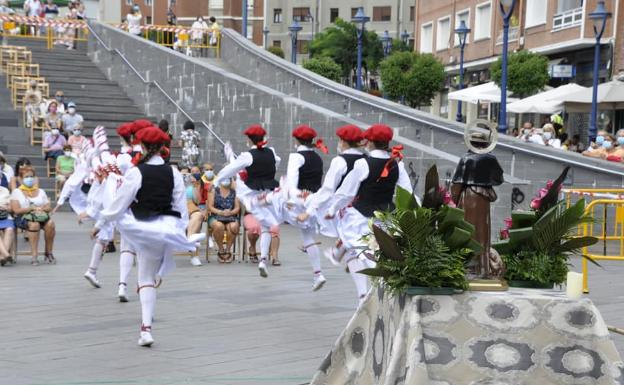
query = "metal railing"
xmin=552 ymin=7 xmax=584 ymax=31
xmin=0 ymin=14 xmax=89 ymax=49
xmin=85 ymin=22 xmax=226 ymax=149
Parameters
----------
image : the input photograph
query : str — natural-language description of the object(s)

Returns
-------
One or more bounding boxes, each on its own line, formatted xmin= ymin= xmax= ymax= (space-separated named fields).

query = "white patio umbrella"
xmin=507 ymin=83 xmax=587 ymax=114
xmin=563 ymin=80 xmax=624 ymax=112
xmin=448 ymin=81 xmax=519 ymax=104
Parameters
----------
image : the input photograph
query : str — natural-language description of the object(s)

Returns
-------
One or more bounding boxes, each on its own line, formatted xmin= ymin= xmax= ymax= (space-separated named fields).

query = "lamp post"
xmin=498 ymin=0 xmax=516 ymax=134
xmin=455 ymin=20 xmax=470 ymax=123
xmin=588 ymin=1 xmax=611 ymax=140
xmin=242 ymin=0 xmax=248 ymax=38
xmin=307 ymin=11 xmax=315 ymax=41
xmin=351 ymin=7 xmax=370 ymax=91
xmin=289 ymin=20 xmax=302 ymax=64
xmin=381 ymin=30 xmax=392 ymax=57
xmin=400 ymin=29 xmax=410 ymax=48
xmin=262 ymin=25 xmax=270 ymax=49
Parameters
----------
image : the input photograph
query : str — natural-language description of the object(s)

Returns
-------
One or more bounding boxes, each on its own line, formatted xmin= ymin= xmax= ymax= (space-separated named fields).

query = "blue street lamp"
xmin=289 ymin=20 xmax=302 ymax=64
xmin=351 ymin=7 xmax=370 ymax=91
xmin=498 ymin=0 xmax=516 ymax=134
xmin=400 ymin=29 xmax=410 ymax=48
xmin=242 ymin=0 xmax=248 ymax=38
xmin=588 ymin=1 xmax=611 ymax=140
xmin=455 ymin=20 xmax=470 ymax=123
xmin=381 ymin=30 xmax=392 ymax=57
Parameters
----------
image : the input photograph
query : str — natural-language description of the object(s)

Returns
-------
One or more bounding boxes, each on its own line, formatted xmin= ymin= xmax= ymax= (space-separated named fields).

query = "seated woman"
xmin=42 ymin=128 xmax=67 ymax=160
xmin=208 ymin=177 xmax=240 ymax=263
xmin=243 ymin=213 xmax=281 ymax=265
xmin=10 ymin=167 xmax=56 ymax=265
xmin=67 ymin=127 xmax=87 ymax=155
xmin=43 ymin=101 xmax=63 ymax=141
xmin=10 ymin=158 xmax=39 ymax=191
xmin=0 ymin=184 xmax=15 ymax=265
xmin=583 ymin=134 xmax=622 ymax=161
xmin=55 ymin=144 xmax=75 ymax=187
xmin=182 ymin=167 xmax=204 ymax=267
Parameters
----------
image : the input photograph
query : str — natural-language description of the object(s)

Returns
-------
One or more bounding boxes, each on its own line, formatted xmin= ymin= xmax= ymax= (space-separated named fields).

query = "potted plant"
xmin=360 ymin=166 xmax=482 ymax=295
xmin=493 ymin=167 xmax=599 ymax=288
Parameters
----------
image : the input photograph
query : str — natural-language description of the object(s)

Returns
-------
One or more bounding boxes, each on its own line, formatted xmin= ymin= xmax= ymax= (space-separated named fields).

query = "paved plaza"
xmin=1 ymin=213 xmax=623 ymax=385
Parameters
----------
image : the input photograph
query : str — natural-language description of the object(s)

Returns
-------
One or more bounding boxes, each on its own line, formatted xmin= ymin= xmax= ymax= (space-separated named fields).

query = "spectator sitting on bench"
xmin=43 ymin=128 xmax=66 ymax=160
xmin=55 ymin=145 xmax=75 ymax=187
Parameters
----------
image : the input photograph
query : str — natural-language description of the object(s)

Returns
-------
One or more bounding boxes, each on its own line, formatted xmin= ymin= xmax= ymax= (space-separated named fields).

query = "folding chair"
xmin=47 ymin=158 xmax=56 ymax=178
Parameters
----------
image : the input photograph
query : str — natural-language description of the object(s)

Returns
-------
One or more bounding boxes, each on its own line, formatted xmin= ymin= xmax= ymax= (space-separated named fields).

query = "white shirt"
xmin=127 ymin=13 xmax=142 ymax=35
xmin=327 ymin=149 xmax=412 ymax=217
xmin=305 ymin=148 xmax=363 ymax=214
xmin=25 ymin=0 xmax=42 ymax=17
xmin=528 ymin=134 xmax=545 ymax=145
xmin=215 ymin=146 xmax=281 ymax=186
xmin=0 ymin=186 xmax=11 ymax=215
xmin=1 ymin=164 xmax=14 ymax=182
xmin=545 ymin=138 xmax=562 ymax=149
xmin=98 ymin=155 xmax=187 ymax=227
xmin=191 ymin=20 xmax=208 ymax=40
xmin=285 ymin=145 xmax=316 ymax=193
xmin=11 ymin=188 xmax=49 ymax=208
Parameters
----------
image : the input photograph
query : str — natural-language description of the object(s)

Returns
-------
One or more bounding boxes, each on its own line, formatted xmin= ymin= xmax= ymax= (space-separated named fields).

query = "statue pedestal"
xmin=468 ymin=279 xmax=508 ymax=292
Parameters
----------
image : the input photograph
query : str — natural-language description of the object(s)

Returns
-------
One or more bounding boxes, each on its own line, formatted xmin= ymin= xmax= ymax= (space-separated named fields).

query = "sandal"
xmin=31 ymin=257 xmax=40 ymax=266
xmin=217 ymin=251 xmax=227 ymax=263
xmin=249 ymin=253 xmax=259 ymax=263
xmin=271 ymin=257 xmax=281 ymax=266
xmin=44 ymin=253 xmax=56 ymax=264
xmin=225 ymin=252 xmax=233 ymax=264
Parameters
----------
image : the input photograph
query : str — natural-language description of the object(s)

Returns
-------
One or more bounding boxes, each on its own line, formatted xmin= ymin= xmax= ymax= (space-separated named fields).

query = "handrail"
xmin=221 ymin=28 xmax=624 ymax=178
xmin=85 ymin=21 xmax=226 ymax=147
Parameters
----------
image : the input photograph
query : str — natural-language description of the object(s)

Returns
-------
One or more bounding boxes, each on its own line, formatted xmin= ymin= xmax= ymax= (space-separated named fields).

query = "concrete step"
xmin=80 ymin=111 xmax=154 ymax=122
xmin=43 ymin=82 xmax=124 ymax=92
xmin=40 ymin=69 xmax=108 ymax=81
xmin=43 ymin=77 xmax=119 ymax=86
xmin=58 ymin=97 xmax=136 ymax=107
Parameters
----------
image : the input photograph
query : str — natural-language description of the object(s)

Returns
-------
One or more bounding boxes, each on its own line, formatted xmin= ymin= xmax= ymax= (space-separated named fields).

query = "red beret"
xmin=243 ymin=124 xmax=267 ymax=137
xmin=292 ymin=125 xmax=318 ymax=141
xmin=135 ymin=126 xmax=170 ymax=145
xmin=336 ymin=125 xmax=363 ymax=142
xmin=364 ymin=124 xmax=393 ymax=143
xmin=116 ymin=123 xmax=133 ymax=138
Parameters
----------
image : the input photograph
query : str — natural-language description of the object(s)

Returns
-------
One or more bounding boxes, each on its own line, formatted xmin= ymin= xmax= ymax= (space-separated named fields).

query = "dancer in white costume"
xmin=214 ymin=124 xmax=281 ymax=278
xmin=326 ymin=124 xmax=413 ymax=305
xmin=280 ymin=125 xmax=328 ymax=291
xmin=95 ymin=126 xmax=200 ymax=347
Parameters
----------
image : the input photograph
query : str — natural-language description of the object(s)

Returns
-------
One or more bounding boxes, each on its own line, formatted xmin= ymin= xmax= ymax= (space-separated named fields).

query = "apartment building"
xmin=120 ymin=0 xmax=265 ymax=45
xmin=264 ymin=0 xmax=416 ymax=63
xmin=412 ymin=0 xmax=620 ymax=122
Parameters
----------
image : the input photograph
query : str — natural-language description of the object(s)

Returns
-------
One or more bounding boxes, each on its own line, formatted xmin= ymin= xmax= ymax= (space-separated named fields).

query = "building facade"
xmin=264 ymin=0 xmax=416 ymax=63
xmin=412 ymin=0 xmax=620 ymax=124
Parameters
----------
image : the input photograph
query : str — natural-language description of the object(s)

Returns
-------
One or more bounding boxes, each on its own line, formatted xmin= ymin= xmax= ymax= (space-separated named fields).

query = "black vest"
xmin=353 ymin=157 xmax=399 ymax=218
xmin=246 ymin=148 xmax=279 ymax=191
xmin=131 ymin=163 xmax=181 ymax=220
xmin=337 ymin=153 xmax=366 ymax=190
xmin=297 ymin=150 xmax=323 ymax=192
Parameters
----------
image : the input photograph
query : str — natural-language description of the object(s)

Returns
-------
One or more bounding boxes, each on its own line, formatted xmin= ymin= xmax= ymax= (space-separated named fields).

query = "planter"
xmin=405 ymin=286 xmax=462 ymax=295
xmin=508 ymin=280 xmax=555 ymax=289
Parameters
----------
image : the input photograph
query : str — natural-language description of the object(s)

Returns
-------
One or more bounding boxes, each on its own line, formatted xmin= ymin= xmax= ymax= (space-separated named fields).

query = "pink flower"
xmin=504 ymin=217 xmax=513 ymax=230
xmin=546 ymin=180 xmax=554 ymax=189
xmin=439 ymin=187 xmax=457 ymax=208
xmin=538 ymin=188 xmax=549 ymax=199
xmin=530 ymin=198 xmax=541 ymax=210
xmin=500 ymin=229 xmax=509 ymax=240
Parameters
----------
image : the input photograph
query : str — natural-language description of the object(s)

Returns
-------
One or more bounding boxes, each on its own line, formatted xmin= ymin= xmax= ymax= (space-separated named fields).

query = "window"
xmin=410 ymin=6 xmax=415 ymax=22
xmin=454 ymin=10 xmax=470 ymax=46
xmin=145 ymin=16 xmax=152 ymax=24
xmin=420 ymin=23 xmax=433 ymax=53
xmin=273 ymin=8 xmax=282 ymax=23
xmin=526 ymin=0 xmax=547 ymax=27
xmin=297 ymin=40 xmax=310 ymax=54
xmin=474 ymin=2 xmax=491 ymax=40
xmin=557 ymin=0 xmax=582 ymax=14
xmin=273 ymin=40 xmax=281 ymax=48
xmin=351 ymin=8 xmax=359 ymax=18
xmin=246 ymin=25 xmax=253 ymax=39
xmin=436 ymin=17 xmax=450 ymax=50
xmin=126 ymin=0 xmax=132 ymax=5
xmin=330 ymin=8 xmax=339 ymax=23
xmin=293 ymin=7 xmax=311 ymax=22
xmin=145 ymin=0 xmax=152 ymax=5
xmin=210 ymin=0 xmax=224 ymax=8
xmin=372 ymin=6 xmax=392 ymax=22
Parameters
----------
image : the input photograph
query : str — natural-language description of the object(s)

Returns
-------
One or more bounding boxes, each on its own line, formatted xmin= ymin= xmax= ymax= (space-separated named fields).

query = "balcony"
xmin=496 ymin=26 xmax=520 ymax=45
xmin=552 ymin=7 xmax=583 ymax=31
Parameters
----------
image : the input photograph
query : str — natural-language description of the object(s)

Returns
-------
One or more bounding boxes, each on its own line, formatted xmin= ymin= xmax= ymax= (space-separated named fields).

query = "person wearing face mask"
xmin=198 ymin=163 xmax=215 ymax=210
xmin=191 ymin=16 xmax=208 ymax=56
xmin=55 ymin=145 xmax=76 ymax=187
xmin=0 ymin=152 xmax=14 ymax=190
xmin=207 ymin=178 xmax=240 ymax=263
xmin=583 ymin=134 xmax=617 ymax=159
xmin=61 ymin=102 xmax=83 ymax=136
xmin=185 ymin=166 xmax=205 ymax=266
xmin=44 ymin=101 xmax=63 ymax=138
xmin=126 ymin=5 xmax=142 ymax=36
xmin=542 ymin=124 xmax=561 ymax=149
xmin=10 ymin=157 xmax=38 ymax=191
xmin=587 ymin=129 xmax=609 ymax=152
xmin=179 ymin=120 xmax=201 ymax=169
xmin=43 ymin=127 xmax=67 ymax=160
xmin=0 ymin=181 xmax=14 ymax=266
xmin=53 ymin=91 xmax=67 ymax=113
xmin=517 ymin=121 xmax=533 ymax=142
xmin=602 ymin=130 xmax=624 ymax=162
xmin=325 ymin=125 xmax=414 ymax=306
xmin=10 ymin=167 xmax=56 ymax=266
xmin=24 ymin=82 xmax=44 ymax=130
xmin=67 ymin=127 xmax=87 ymax=155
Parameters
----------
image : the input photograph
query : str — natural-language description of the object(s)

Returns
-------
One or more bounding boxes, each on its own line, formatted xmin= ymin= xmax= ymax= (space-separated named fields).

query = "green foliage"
xmin=490 ymin=50 xmax=550 ymax=97
xmin=302 ymin=57 xmax=342 ymax=83
xmin=267 ymin=46 xmax=285 ymax=59
xmin=361 ymin=166 xmax=480 ymax=295
xmin=379 ymin=51 xmax=445 ymax=107
xmin=502 ymin=251 xmax=569 ymax=285
xmin=309 ymin=18 xmax=384 ymax=81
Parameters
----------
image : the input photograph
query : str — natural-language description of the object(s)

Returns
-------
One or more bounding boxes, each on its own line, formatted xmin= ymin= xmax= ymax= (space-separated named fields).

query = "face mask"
xmin=56 ymin=96 xmax=63 ymax=102
xmin=543 ymin=132 xmax=552 ymax=140
xmin=23 ymin=177 xmax=35 ymax=187
xmin=49 ymin=106 xmax=57 ymax=113
xmin=204 ymin=170 xmax=214 ymax=179
xmin=68 ymin=107 xmax=76 ymax=114
xmin=192 ymin=172 xmax=201 ymax=181
xmin=596 ymin=135 xmax=605 ymax=145
xmin=220 ymin=180 xmax=231 ymax=188
xmin=51 ymin=129 xmax=59 ymax=136
xmin=602 ymin=141 xmax=613 ymax=150
xmin=617 ymin=137 xmax=624 ymax=146
xmin=64 ymin=151 xmax=72 ymax=157
xmin=73 ymin=130 xmax=81 ymax=136
xmin=523 ymin=129 xmax=530 ymax=135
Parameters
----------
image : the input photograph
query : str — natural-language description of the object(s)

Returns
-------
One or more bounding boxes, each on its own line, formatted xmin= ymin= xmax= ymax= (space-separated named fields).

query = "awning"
xmin=448 ymin=82 xmax=518 ymax=104
xmin=507 ymin=83 xmax=587 ymax=114
xmin=563 ymin=80 xmax=624 ymax=112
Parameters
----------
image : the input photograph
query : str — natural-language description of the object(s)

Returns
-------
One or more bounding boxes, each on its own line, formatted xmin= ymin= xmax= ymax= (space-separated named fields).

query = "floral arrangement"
xmin=360 ymin=165 xmax=480 ymax=295
xmin=494 ymin=167 xmax=598 ymax=286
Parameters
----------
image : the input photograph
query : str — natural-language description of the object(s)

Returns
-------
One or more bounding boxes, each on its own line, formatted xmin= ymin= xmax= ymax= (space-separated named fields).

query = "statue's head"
xmin=464 ymin=119 xmax=498 ymax=154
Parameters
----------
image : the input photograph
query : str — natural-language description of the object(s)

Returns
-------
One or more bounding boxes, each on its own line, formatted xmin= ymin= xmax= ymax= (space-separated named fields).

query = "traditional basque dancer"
xmin=297 ymin=125 xmax=366 ymax=266
xmin=214 ymin=125 xmax=281 ymax=278
xmin=326 ymin=124 xmax=413 ymax=305
xmin=95 ymin=126 xmax=202 ymax=347
xmin=53 ymin=139 xmax=94 ymax=216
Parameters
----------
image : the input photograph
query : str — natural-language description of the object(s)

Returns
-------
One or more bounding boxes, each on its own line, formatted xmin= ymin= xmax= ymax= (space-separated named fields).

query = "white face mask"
xmin=220 ymin=180 xmax=231 ymax=188
xmin=543 ymin=132 xmax=552 ymax=140
xmin=73 ymin=130 xmax=81 ymax=136
xmin=64 ymin=151 xmax=72 ymax=157
xmin=68 ymin=107 xmax=76 ymax=114
xmin=51 ymin=129 xmax=59 ymax=136
xmin=204 ymin=170 xmax=214 ymax=179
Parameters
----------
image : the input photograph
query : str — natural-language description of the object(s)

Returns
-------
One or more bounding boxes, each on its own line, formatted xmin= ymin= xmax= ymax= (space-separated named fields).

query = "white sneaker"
xmin=84 ymin=271 xmax=101 ymax=288
xmin=118 ymin=284 xmax=128 ymax=303
xmin=190 ymin=256 xmax=203 ymax=267
xmin=313 ymin=273 xmax=327 ymax=292
xmin=324 ymin=248 xmax=342 ymax=266
xmin=138 ymin=331 xmax=154 ymax=347
xmin=188 ymin=233 xmax=206 ymax=244
xmin=208 ymin=237 xmax=215 ymax=249
xmin=258 ymin=260 xmax=268 ymax=278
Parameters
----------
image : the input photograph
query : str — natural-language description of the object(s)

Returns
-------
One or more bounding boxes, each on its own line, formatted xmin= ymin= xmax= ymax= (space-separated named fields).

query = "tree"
xmin=309 ymin=18 xmax=383 ymax=85
xmin=267 ymin=46 xmax=285 ymax=59
xmin=490 ymin=50 xmax=549 ymax=97
xmin=380 ymin=51 xmax=445 ymax=108
xmin=303 ymin=57 xmax=342 ymax=83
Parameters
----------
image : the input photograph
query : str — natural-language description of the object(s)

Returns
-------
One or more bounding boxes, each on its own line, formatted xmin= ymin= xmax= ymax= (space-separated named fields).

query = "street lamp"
xmin=289 ymin=20 xmax=302 ymax=64
xmin=400 ymin=29 xmax=410 ymax=48
xmin=455 ymin=20 xmax=470 ymax=123
xmin=262 ymin=25 xmax=270 ymax=49
xmin=242 ymin=0 xmax=248 ymax=38
xmin=307 ymin=11 xmax=315 ymax=41
xmin=588 ymin=1 xmax=611 ymax=140
xmin=351 ymin=7 xmax=370 ymax=91
xmin=498 ymin=0 xmax=516 ymax=134
xmin=381 ymin=30 xmax=392 ymax=57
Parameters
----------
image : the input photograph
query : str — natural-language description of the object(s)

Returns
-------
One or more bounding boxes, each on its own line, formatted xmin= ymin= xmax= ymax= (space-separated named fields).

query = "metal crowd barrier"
xmin=0 ymin=14 xmax=89 ymax=49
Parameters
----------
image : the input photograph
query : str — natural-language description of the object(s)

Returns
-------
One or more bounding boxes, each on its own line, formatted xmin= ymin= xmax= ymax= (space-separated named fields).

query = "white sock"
xmin=259 ymin=230 xmax=271 ymax=262
xmin=88 ymin=241 xmax=105 ymax=272
xmin=301 ymin=228 xmax=321 ymax=273
xmin=119 ymin=251 xmax=134 ymax=285
xmin=139 ymin=286 xmax=156 ymax=327
xmin=347 ymin=257 xmax=369 ymax=299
